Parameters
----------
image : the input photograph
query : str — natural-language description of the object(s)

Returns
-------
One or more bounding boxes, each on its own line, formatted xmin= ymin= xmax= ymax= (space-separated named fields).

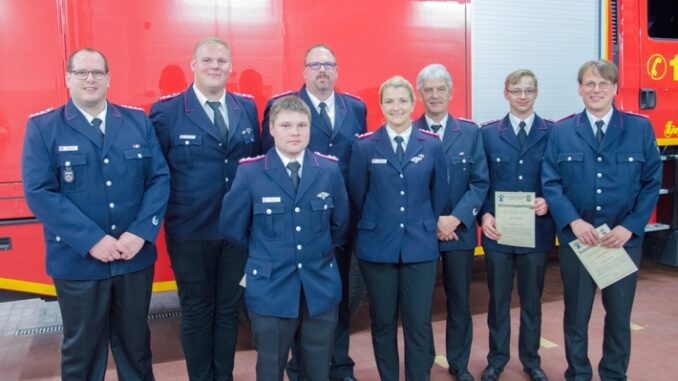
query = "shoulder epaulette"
xmin=271 ymin=89 xmax=295 ymax=99
xmin=556 ymin=113 xmax=576 ymax=123
xmin=233 ymin=91 xmax=254 ymax=99
xmin=29 ymin=107 xmax=55 ymax=118
xmin=159 ymin=92 xmax=181 ymax=102
xmin=119 ymin=104 xmax=144 ymax=111
xmin=457 ymin=117 xmax=476 ymax=124
xmin=543 ymin=118 xmax=555 ymax=123
xmin=418 ymin=128 xmax=439 ymax=138
xmin=313 ymin=151 xmax=338 ymax=162
xmin=625 ymin=111 xmax=649 ymax=119
xmin=480 ymin=119 xmax=500 ymax=127
xmin=239 ymin=154 xmax=265 ymax=164
xmin=342 ymin=92 xmax=363 ymax=102
xmin=357 ymin=131 xmax=375 ymax=139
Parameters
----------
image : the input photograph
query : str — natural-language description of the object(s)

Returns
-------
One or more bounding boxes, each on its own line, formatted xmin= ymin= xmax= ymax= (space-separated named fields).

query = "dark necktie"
xmin=287 ymin=161 xmax=301 ymax=190
xmin=394 ymin=136 xmax=405 ymax=163
xmin=595 ymin=120 xmax=605 ymax=144
xmin=91 ymin=117 xmax=104 ymax=144
xmin=517 ymin=121 xmax=527 ymax=148
xmin=319 ymin=102 xmax=333 ymax=134
xmin=431 ymin=124 xmax=443 ymax=133
xmin=207 ymin=101 xmax=229 ymax=146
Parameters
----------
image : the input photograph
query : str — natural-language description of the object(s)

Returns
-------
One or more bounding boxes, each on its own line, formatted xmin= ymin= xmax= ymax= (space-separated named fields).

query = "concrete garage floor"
xmin=1 ymin=257 xmax=677 ymax=380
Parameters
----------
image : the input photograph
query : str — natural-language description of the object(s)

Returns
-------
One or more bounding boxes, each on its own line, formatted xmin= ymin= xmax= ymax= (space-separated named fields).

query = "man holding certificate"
xmin=479 ymin=69 xmax=555 ymax=381
xmin=542 ymin=60 xmax=662 ymax=381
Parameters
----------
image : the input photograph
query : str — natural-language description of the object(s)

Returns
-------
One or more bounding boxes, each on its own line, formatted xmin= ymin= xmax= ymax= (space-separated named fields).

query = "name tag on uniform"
xmin=371 ymin=158 xmax=387 ymax=164
xmin=179 ymin=134 xmax=197 ymax=140
xmin=58 ymin=145 xmax=78 ymax=152
xmin=262 ymin=196 xmax=281 ymax=203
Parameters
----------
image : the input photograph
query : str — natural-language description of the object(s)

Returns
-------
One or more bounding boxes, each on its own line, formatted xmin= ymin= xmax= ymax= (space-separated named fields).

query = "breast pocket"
xmin=56 ymin=154 xmax=88 ymax=193
xmin=123 ymin=147 xmax=152 ymax=184
xmin=489 ymin=153 xmax=511 ymax=181
xmin=310 ymin=197 xmax=335 ymax=234
xmin=448 ymin=156 xmax=474 ymax=185
xmin=557 ymin=152 xmax=584 ymax=184
xmin=617 ymin=153 xmax=645 ymax=184
xmin=253 ymin=203 xmax=285 ymax=240
xmin=170 ymin=135 xmax=204 ymax=169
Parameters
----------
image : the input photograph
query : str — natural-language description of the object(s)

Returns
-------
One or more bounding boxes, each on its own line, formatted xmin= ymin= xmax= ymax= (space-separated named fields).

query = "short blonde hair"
xmin=504 ymin=69 xmax=538 ymax=90
xmin=193 ymin=37 xmax=230 ymax=58
xmin=379 ymin=75 xmax=415 ymax=103
xmin=577 ymin=59 xmax=618 ymax=84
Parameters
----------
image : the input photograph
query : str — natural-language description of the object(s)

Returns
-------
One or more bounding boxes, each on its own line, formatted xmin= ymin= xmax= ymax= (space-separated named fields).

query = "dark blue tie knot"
xmin=431 ymin=124 xmax=443 ymax=133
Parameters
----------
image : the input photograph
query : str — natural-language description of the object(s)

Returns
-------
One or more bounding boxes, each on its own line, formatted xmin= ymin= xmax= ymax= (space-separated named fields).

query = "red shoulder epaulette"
xmin=556 ymin=113 xmax=576 ymax=123
xmin=543 ymin=118 xmax=555 ymax=123
xmin=342 ymin=92 xmax=363 ymax=102
xmin=158 ymin=92 xmax=181 ymax=102
xmin=457 ymin=117 xmax=476 ymax=124
xmin=357 ymin=131 xmax=375 ymax=139
xmin=233 ymin=91 xmax=254 ymax=99
xmin=271 ymin=89 xmax=295 ymax=99
xmin=29 ymin=107 xmax=56 ymax=118
xmin=313 ymin=151 xmax=338 ymax=162
xmin=418 ymin=128 xmax=439 ymax=138
xmin=625 ymin=111 xmax=649 ymax=119
xmin=480 ymin=119 xmax=500 ymax=127
xmin=239 ymin=154 xmax=265 ymax=164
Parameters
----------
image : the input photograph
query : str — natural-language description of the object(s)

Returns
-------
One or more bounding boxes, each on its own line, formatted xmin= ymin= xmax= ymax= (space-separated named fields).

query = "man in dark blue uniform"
xmin=261 ymin=43 xmax=366 ymax=381
xmin=22 ymin=48 xmax=170 ymax=381
xmin=219 ymin=95 xmax=349 ymax=381
xmin=412 ymin=64 xmax=489 ymax=381
xmin=150 ymin=37 xmax=260 ymax=381
xmin=542 ymin=59 xmax=662 ymax=381
xmin=479 ymin=69 xmax=555 ymax=381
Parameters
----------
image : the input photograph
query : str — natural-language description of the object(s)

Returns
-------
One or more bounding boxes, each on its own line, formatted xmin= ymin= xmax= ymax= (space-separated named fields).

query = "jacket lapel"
xmin=183 ymin=85 xmax=222 ymax=143
xmin=64 ymin=99 xmax=103 ymax=148
xmin=498 ymin=115 xmax=521 ymax=152
xmin=300 ymin=86 xmax=331 ymax=138
xmin=330 ymin=94 xmax=347 ymax=140
xmin=295 ymin=150 xmax=320 ymax=201
xmin=264 ymin=150 xmax=296 ymax=199
xmin=402 ymin=128 xmax=425 ymax=167
xmin=373 ymin=127 xmax=402 ymax=173
xmin=102 ymin=104 xmax=123 ymax=156
xmin=442 ymin=116 xmax=461 ymax=154
xmin=520 ymin=114 xmax=549 ymax=154
xmin=599 ymin=108 xmax=623 ymax=151
xmin=574 ymin=111 xmax=600 ymax=152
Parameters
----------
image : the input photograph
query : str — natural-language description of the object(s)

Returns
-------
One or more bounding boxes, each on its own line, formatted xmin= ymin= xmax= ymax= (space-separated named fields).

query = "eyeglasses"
xmin=506 ymin=88 xmax=537 ymax=96
xmin=305 ymin=62 xmax=337 ymax=70
xmin=583 ymin=81 xmax=614 ymax=91
xmin=70 ymin=70 xmax=107 ymax=80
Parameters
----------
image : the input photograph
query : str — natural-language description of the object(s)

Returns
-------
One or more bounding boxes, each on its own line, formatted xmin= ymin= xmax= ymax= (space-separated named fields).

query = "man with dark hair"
xmin=22 ymin=48 xmax=169 ymax=381
xmin=261 ymin=43 xmax=366 ymax=381
xmin=150 ymin=37 xmax=260 ymax=381
xmin=220 ymin=95 xmax=349 ymax=381
xmin=542 ymin=59 xmax=662 ymax=381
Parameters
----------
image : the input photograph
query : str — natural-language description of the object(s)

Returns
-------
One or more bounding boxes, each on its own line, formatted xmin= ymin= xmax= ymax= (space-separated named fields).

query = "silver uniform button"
xmin=628 ymin=157 xmax=634 ymax=162
xmin=597 ymin=157 xmax=602 ymax=162
xmin=103 ymin=158 xmax=109 ymax=164
xmin=111 ymin=225 xmax=117 ymax=230
xmin=137 ymin=153 xmax=143 ymax=158
xmin=296 ymin=226 xmax=301 ymax=232
xmin=185 ymin=140 xmax=190 ymax=145
xmin=518 ymin=175 xmax=523 ymax=180
xmin=106 ymin=180 xmax=112 ymax=187
xmin=65 ymin=161 xmax=71 ymax=166
xmin=400 ymin=191 xmax=405 ymax=196
xmin=295 ymin=207 xmax=301 ymax=213
xmin=400 ymin=223 xmax=404 ymax=228
xmin=597 ymin=189 xmax=602 ymax=194
xmin=329 ymin=143 xmax=333 ymax=147
xmin=298 ymin=263 xmax=303 ymax=269
xmin=567 ymin=156 xmax=572 ymax=161
xmin=297 ymin=244 xmax=302 ymax=250
xmin=224 ymin=159 xmax=228 ymax=164
xmin=399 ymin=174 xmax=404 ymax=179
xmin=266 ymin=209 xmax=272 ymax=214
xmin=400 ymin=207 xmax=405 ymax=212
xmin=324 ymin=205 xmax=328 ymax=210
xmin=218 ymin=143 xmax=223 ymax=147
xmin=225 ymin=178 xmax=229 ymax=182
xmin=519 ymin=159 xmax=524 ymax=164
xmin=596 ymin=206 xmax=602 ymax=211
xmin=109 ymin=202 xmax=115 ymax=208
xmin=462 ymin=159 xmax=466 ymax=164
xmin=56 ymin=236 xmax=61 ymax=242
xmin=253 ymin=269 xmax=258 ymax=275
xmin=597 ymin=173 xmax=602 ymax=178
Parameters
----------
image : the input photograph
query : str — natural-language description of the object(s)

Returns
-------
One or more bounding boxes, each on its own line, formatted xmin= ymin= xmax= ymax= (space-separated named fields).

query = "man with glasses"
xmin=542 ymin=59 xmax=662 ymax=381
xmin=261 ymin=43 xmax=366 ymax=381
xmin=22 ymin=48 xmax=170 ymax=380
xmin=412 ymin=64 xmax=489 ymax=381
xmin=150 ymin=37 xmax=260 ymax=381
xmin=478 ymin=69 xmax=555 ymax=381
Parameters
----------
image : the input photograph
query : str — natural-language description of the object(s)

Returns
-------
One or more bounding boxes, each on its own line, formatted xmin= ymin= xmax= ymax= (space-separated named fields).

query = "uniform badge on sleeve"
xmin=411 ymin=154 xmax=425 ymax=163
xmin=317 ymin=192 xmax=330 ymax=200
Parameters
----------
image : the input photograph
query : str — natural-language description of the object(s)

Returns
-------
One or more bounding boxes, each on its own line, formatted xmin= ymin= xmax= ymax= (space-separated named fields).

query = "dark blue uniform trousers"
xmin=54 ymin=266 xmax=155 ymax=381
xmin=560 ymin=244 xmax=641 ymax=381
xmin=166 ymin=238 xmax=246 ymax=381
xmin=484 ymin=249 xmax=549 ymax=370
xmin=441 ymin=249 xmax=475 ymax=373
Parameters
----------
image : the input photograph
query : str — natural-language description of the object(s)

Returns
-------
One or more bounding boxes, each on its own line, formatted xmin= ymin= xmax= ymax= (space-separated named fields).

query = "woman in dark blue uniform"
xmin=349 ymin=76 xmax=448 ymax=381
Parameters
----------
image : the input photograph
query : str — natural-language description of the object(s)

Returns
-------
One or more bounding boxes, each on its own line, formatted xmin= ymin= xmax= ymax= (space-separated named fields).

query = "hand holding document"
xmin=568 ymin=224 xmax=638 ymax=289
xmin=495 ymin=191 xmax=535 ymax=248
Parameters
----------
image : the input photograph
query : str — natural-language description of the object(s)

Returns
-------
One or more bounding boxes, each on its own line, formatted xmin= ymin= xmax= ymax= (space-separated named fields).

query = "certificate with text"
xmin=495 ymin=191 xmax=535 ymax=248
xmin=568 ymin=224 xmax=638 ymax=289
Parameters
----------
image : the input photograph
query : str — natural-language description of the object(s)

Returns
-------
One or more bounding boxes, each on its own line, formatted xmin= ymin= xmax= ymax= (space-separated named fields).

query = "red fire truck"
xmin=0 ymin=0 xmax=676 ymax=298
